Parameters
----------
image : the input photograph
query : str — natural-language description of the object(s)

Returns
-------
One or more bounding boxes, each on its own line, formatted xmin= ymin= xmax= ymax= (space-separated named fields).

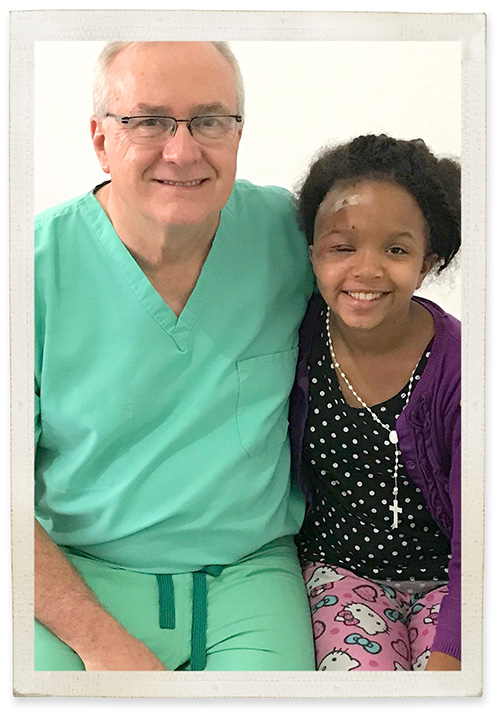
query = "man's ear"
xmin=90 ymin=116 xmax=110 ymax=174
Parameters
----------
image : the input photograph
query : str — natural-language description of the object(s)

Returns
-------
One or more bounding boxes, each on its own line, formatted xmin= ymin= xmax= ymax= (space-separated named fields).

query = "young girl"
xmin=290 ymin=135 xmax=461 ymax=672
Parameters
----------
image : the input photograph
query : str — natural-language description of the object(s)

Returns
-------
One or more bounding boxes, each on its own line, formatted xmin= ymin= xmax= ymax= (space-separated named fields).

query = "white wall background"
xmin=34 ymin=40 xmax=461 ymax=316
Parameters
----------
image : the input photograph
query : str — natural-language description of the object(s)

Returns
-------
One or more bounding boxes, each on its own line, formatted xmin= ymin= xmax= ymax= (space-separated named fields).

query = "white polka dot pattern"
xmin=297 ymin=312 xmax=451 ymax=583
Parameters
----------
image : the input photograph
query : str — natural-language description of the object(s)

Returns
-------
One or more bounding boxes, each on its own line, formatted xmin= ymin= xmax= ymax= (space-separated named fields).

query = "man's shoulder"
xmin=230 ymin=179 xmax=294 ymax=211
xmin=228 ymin=179 xmax=302 ymax=232
xmin=35 ymin=191 xmax=95 ymax=232
xmin=232 ymin=178 xmax=291 ymax=196
xmin=35 ymin=191 xmax=101 ymax=261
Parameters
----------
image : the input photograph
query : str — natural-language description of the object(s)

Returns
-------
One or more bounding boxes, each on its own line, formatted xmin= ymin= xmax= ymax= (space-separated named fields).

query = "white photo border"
xmin=10 ymin=9 xmax=485 ymax=699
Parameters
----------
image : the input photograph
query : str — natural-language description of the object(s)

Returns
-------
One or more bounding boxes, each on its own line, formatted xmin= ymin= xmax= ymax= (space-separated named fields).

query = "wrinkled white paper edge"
xmin=9 ymin=9 xmax=485 ymax=699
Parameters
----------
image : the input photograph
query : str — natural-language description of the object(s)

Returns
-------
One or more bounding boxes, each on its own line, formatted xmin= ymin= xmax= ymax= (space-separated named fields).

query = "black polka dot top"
xmin=296 ymin=309 xmax=451 ymax=583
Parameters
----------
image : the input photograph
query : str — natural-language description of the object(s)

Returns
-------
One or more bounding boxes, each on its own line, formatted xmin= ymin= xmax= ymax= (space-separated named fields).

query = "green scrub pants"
xmin=35 ymin=536 xmax=315 ymax=671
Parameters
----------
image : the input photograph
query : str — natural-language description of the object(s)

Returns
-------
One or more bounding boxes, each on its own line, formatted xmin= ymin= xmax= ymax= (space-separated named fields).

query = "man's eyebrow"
xmin=191 ymin=103 xmax=234 ymax=115
xmin=134 ymin=102 xmax=233 ymax=116
xmin=135 ymin=104 xmax=170 ymax=115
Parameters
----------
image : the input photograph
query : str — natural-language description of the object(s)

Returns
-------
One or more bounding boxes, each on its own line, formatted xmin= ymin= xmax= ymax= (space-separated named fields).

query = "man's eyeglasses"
xmin=105 ymin=113 xmax=242 ymax=145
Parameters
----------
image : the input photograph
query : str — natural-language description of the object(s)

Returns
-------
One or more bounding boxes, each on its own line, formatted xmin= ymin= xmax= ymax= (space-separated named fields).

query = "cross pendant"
xmin=389 ymin=499 xmax=402 ymax=529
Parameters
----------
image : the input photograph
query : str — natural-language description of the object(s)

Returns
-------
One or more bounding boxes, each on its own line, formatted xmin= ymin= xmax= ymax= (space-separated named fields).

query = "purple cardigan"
xmin=289 ymin=294 xmax=461 ymax=660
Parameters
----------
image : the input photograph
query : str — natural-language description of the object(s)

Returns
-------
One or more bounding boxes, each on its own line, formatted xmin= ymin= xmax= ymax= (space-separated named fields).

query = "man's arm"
xmin=35 ymin=519 xmax=167 ymax=670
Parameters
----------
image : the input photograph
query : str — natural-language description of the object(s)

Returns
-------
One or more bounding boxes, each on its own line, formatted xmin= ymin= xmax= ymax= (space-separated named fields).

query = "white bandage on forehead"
xmin=332 ymin=194 xmax=361 ymax=212
xmin=314 ymin=191 xmax=363 ymax=233
xmin=318 ymin=191 xmax=362 ymax=218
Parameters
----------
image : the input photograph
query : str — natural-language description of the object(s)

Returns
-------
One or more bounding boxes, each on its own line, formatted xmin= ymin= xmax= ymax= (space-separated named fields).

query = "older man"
xmin=34 ymin=42 xmax=315 ymax=671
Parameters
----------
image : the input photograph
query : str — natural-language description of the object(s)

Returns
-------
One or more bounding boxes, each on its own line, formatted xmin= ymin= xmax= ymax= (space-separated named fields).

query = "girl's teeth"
xmin=348 ymin=292 xmax=383 ymax=301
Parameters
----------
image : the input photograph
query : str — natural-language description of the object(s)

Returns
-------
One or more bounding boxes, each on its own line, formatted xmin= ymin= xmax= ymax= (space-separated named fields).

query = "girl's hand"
xmin=425 ymin=651 xmax=461 ymax=671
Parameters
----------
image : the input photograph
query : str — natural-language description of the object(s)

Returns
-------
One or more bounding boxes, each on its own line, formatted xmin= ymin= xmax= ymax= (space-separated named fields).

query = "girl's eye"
xmin=388 ymin=246 xmax=408 ymax=255
xmin=329 ymin=245 xmax=355 ymax=253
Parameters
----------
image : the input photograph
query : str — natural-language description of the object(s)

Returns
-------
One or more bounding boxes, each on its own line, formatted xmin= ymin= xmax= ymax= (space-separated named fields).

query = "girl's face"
xmin=310 ymin=179 xmax=436 ymax=334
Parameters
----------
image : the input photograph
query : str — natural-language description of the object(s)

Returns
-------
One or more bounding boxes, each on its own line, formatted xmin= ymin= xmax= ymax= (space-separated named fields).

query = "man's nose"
xmin=162 ymin=123 xmax=203 ymax=163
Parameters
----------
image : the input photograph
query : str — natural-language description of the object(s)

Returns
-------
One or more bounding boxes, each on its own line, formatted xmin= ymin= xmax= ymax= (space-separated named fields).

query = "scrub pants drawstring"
xmin=156 ymin=565 xmax=223 ymax=671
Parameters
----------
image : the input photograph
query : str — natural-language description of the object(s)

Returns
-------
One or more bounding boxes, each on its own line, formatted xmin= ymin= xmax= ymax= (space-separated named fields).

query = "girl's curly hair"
xmin=296 ymin=134 xmax=460 ymax=272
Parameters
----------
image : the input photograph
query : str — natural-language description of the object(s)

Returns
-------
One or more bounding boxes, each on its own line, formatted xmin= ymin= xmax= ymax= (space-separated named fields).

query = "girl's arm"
xmin=426 ymin=651 xmax=461 ymax=671
xmin=429 ymin=387 xmax=461 ymax=665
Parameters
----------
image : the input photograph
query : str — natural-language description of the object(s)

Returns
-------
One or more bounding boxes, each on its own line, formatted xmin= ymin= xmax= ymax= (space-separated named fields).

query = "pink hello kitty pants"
xmin=302 ymin=561 xmax=448 ymax=671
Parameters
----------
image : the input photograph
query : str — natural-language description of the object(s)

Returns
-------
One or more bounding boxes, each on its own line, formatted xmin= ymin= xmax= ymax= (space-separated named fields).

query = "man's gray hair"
xmin=93 ymin=41 xmax=245 ymax=120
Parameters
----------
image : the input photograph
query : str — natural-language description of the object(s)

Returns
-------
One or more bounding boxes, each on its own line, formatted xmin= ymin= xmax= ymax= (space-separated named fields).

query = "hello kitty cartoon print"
xmin=318 ymin=648 xmax=361 ymax=671
xmin=335 ymin=603 xmax=389 ymax=636
xmin=305 ymin=565 xmax=346 ymax=596
xmin=301 ymin=561 xmax=449 ymax=671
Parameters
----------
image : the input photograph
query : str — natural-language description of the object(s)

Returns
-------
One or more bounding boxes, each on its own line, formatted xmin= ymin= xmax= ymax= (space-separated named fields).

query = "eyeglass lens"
xmin=126 ymin=116 xmax=238 ymax=143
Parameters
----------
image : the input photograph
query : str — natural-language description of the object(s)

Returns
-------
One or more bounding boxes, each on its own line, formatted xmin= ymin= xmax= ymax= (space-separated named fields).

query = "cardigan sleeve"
xmin=430 ymin=397 xmax=461 ymax=660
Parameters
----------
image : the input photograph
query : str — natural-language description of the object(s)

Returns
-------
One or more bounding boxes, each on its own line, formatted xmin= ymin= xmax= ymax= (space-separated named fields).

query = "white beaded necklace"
xmin=325 ymin=306 xmax=419 ymax=529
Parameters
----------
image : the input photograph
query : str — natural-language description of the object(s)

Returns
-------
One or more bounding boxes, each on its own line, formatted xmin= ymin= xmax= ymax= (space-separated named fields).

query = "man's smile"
xmin=153 ymin=178 xmax=208 ymax=187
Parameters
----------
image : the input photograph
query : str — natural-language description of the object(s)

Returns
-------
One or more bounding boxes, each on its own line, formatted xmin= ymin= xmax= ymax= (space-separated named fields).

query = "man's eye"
xmin=199 ymin=116 xmax=222 ymax=127
xmin=133 ymin=117 xmax=170 ymax=129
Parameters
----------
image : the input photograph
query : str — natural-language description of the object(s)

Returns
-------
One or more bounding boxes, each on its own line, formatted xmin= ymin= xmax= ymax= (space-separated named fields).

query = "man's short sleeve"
xmin=35 ymin=379 xmax=41 ymax=448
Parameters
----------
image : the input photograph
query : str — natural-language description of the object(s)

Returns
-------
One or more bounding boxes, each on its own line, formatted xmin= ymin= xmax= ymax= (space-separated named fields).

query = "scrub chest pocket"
xmin=236 ymin=348 xmax=299 ymax=457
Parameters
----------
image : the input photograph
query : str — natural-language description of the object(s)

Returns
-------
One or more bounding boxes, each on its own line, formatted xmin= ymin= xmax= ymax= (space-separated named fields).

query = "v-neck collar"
xmin=84 ymin=188 xmax=229 ymax=352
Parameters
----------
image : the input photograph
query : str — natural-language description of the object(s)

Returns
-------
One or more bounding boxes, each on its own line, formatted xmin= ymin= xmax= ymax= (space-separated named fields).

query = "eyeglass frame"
xmin=104 ymin=112 xmax=243 ymax=142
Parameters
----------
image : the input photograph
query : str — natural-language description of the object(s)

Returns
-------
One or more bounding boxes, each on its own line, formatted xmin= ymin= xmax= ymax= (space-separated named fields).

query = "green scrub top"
xmin=35 ymin=180 xmax=314 ymax=573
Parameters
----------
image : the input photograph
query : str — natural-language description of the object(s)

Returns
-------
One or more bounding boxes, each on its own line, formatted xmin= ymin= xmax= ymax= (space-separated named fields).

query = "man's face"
xmin=91 ymin=42 xmax=242 ymax=232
